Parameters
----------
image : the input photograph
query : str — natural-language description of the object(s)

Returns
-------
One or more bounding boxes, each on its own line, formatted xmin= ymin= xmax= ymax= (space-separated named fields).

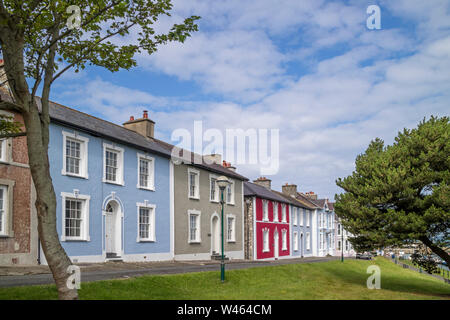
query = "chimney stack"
xmin=123 ymin=110 xmax=155 ymax=139
xmin=253 ymin=177 xmax=271 ymax=189
xmin=304 ymin=191 xmax=318 ymax=200
xmin=282 ymin=183 xmax=297 ymax=197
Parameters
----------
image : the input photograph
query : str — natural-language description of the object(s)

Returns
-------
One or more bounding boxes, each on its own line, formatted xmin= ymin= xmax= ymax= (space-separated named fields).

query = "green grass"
xmin=0 ymin=257 xmax=449 ymax=300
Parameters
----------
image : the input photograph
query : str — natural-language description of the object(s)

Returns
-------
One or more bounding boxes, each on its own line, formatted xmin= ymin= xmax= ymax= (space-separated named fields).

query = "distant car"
xmin=356 ymin=252 xmax=373 ymax=260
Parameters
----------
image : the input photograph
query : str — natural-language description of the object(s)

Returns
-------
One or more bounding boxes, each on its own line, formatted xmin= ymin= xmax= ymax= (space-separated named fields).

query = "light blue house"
xmin=311 ymin=197 xmax=335 ymax=257
xmin=42 ymin=104 xmax=174 ymax=263
xmin=278 ymin=185 xmax=316 ymax=258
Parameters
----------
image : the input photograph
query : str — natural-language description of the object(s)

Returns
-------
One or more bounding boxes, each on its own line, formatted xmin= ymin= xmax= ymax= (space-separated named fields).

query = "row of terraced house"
xmin=0 ymin=65 xmax=354 ymax=266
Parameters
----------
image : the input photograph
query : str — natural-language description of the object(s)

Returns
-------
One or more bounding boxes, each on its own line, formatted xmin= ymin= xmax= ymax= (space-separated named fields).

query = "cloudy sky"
xmin=51 ymin=0 xmax=450 ymax=200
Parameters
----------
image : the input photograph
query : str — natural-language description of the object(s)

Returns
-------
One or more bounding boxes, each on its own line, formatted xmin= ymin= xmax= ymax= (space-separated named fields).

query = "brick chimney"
xmin=223 ymin=160 xmax=236 ymax=172
xmin=203 ymin=153 xmax=222 ymax=165
xmin=282 ymin=183 xmax=297 ymax=197
xmin=253 ymin=177 xmax=271 ymax=189
xmin=123 ymin=110 xmax=155 ymax=139
xmin=304 ymin=191 xmax=318 ymax=200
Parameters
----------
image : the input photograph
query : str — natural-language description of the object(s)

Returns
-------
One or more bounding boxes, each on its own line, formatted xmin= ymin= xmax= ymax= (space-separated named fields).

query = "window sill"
xmin=103 ymin=179 xmax=125 ymax=186
xmin=226 ymin=202 xmax=235 ymax=206
xmin=62 ymin=238 xmax=90 ymax=242
xmin=188 ymin=196 xmax=200 ymax=200
xmin=188 ymin=240 xmax=201 ymax=244
xmin=137 ymin=185 xmax=155 ymax=192
xmin=62 ymin=172 xmax=89 ymax=179
xmin=227 ymin=240 xmax=236 ymax=243
xmin=137 ymin=239 xmax=156 ymax=243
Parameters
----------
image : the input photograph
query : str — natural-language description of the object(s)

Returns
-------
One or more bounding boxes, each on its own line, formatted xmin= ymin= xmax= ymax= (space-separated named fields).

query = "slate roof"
xmin=272 ymin=190 xmax=316 ymax=209
xmin=294 ymin=193 xmax=321 ymax=209
xmin=244 ymin=181 xmax=292 ymax=204
xmin=0 ymin=91 xmax=248 ymax=181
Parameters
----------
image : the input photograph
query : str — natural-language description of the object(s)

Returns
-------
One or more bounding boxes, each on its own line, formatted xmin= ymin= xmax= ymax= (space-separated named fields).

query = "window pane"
xmin=105 ymin=150 xmax=118 ymax=181
xmin=139 ymin=207 xmax=150 ymax=239
xmin=189 ymin=173 xmax=196 ymax=197
xmin=65 ymin=199 xmax=83 ymax=238
xmin=139 ymin=159 xmax=149 ymax=187
xmin=66 ymin=139 xmax=81 ymax=174
xmin=210 ymin=179 xmax=216 ymax=200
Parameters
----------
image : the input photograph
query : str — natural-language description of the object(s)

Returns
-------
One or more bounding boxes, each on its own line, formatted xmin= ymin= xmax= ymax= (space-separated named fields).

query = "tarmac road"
xmin=0 ymin=256 xmax=338 ymax=288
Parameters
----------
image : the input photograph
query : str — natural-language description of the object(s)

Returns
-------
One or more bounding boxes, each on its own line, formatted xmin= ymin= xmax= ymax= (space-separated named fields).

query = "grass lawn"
xmin=0 ymin=257 xmax=449 ymax=300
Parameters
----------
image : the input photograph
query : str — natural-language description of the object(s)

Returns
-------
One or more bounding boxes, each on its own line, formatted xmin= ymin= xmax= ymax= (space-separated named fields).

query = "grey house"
xmin=169 ymin=154 xmax=248 ymax=260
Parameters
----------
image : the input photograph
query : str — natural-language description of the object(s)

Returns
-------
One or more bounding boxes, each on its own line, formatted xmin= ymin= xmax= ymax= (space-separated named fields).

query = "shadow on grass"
xmin=319 ymin=258 xmax=450 ymax=299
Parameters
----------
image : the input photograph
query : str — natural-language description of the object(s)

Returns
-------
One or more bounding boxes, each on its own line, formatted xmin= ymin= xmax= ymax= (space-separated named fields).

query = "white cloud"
xmin=51 ymin=1 xmax=450 ymax=200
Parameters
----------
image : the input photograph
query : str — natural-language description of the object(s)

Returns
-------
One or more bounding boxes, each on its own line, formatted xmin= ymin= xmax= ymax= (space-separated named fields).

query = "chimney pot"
xmin=143 ymin=110 xmax=148 ymax=119
xmin=130 ymin=116 xmax=135 ymax=121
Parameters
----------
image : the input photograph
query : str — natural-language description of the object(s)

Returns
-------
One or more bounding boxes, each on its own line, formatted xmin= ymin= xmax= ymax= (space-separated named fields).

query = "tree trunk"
xmin=420 ymin=236 xmax=450 ymax=267
xmin=23 ymin=101 xmax=78 ymax=300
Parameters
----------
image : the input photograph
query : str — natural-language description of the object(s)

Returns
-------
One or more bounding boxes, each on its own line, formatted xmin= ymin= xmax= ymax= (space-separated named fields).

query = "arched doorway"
xmin=104 ymin=200 xmax=122 ymax=258
xmin=300 ymin=233 xmax=304 ymax=257
xmin=274 ymin=230 xmax=279 ymax=260
xmin=211 ymin=215 xmax=221 ymax=255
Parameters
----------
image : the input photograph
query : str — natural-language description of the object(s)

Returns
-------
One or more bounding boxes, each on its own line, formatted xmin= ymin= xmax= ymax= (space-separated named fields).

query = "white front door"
xmin=105 ymin=201 xmax=121 ymax=256
xmin=274 ymin=231 xmax=279 ymax=259
xmin=212 ymin=216 xmax=220 ymax=254
xmin=105 ymin=212 xmax=115 ymax=254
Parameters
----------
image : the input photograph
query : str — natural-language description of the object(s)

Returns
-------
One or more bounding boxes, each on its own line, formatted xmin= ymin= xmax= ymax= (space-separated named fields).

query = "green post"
xmin=220 ymin=189 xmax=225 ymax=282
xmin=340 ymin=224 xmax=344 ymax=262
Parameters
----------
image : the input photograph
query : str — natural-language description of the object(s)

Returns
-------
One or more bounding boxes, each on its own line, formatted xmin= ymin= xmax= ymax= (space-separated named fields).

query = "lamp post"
xmin=216 ymin=175 xmax=230 ymax=282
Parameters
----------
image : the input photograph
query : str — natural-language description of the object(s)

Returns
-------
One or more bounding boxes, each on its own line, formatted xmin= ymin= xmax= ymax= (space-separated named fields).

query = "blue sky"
xmin=50 ymin=0 xmax=450 ymax=200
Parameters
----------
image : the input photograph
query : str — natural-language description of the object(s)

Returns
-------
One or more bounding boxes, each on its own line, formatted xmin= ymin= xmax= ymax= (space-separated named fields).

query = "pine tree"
xmin=335 ymin=116 xmax=450 ymax=266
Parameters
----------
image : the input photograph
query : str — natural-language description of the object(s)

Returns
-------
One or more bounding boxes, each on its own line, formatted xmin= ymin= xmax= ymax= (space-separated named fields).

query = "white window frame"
xmin=226 ymin=214 xmax=236 ymax=242
xmin=61 ymin=191 xmax=90 ymax=241
xmin=293 ymin=231 xmax=298 ymax=251
xmin=292 ymin=207 xmax=297 ymax=226
xmin=306 ymin=210 xmax=310 ymax=227
xmin=306 ymin=232 xmax=310 ymax=250
xmin=273 ymin=201 xmax=278 ymax=222
xmin=209 ymin=174 xmax=219 ymax=203
xmin=188 ymin=168 xmax=200 ymax=200
xmin=0 ymin=139 xmax=7 ymax=163
xmin=137 ymin=153 xmax=155 ymax=191
xmin=188 ymin=209 xmax=201 ymax=243
xmin=136 ymin=202 xmax=156 ymax=242
xmin=281 ymin=204 xmax=287 ymax=223
xmin=226 ymin=179 xmax=235 ymax=205
xmin=102 ymin=143 xmax=124 ymax=186
xmin=0 ymin=111 xmax=13 ymax=163
xmin=282 ymin=229 xmax=288 ymax=251
xmin=262 ymin=200 xmax=269 ymax=222
xmin=0 ymin=184 xmax=9 ymax=236
xmin=62 ymin=131 xmax=89 ymax=179
xmin=300 ymin=208 xmax=304 ymax=226
xmin=262 ymin=228 xmax=270 ymax=252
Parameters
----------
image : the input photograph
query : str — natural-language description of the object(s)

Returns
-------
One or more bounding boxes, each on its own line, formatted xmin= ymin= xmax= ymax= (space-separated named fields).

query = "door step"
xmin=211 ymin=253 xmax=229 ymax=261
xmin=106 ymin=252 xmax=123 ymax=262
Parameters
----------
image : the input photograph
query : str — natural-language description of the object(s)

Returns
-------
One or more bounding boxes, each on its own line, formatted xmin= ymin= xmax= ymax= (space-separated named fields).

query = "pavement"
xmin=0 ymin=256 xmax=338 ymax=288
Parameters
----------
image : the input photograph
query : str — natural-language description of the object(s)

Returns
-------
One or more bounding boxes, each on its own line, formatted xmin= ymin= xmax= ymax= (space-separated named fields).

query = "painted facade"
xmin=335 ymin=215 xmax=356 ymax=257
xmin=244 ymin=179 xmax=291 ymax=260
xmin=311 ymin=197 xmax=336 ymax=257
xmin=40 ymin=108 xmax=174 ymax=264
xmin=171 ymin=157 xmax=246 ymax=261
